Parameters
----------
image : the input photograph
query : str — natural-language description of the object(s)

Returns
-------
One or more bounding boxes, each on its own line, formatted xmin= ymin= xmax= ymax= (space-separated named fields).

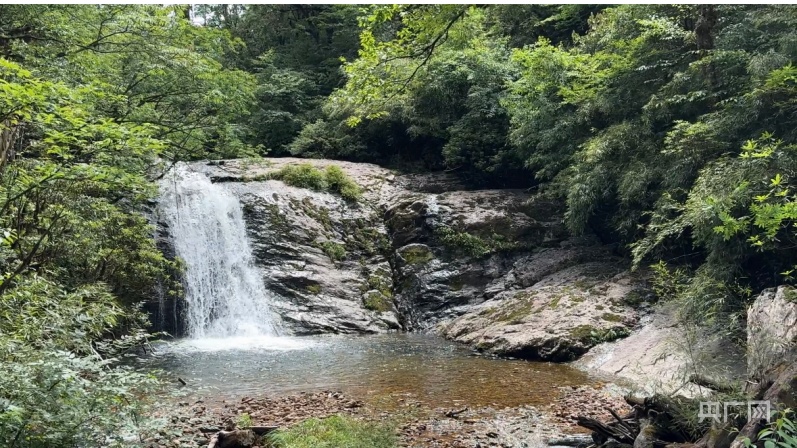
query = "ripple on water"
xmin=148 ymin=333 xmax=594 ymax=409
xmin=159 ymin=335 xmax=317 ymax=353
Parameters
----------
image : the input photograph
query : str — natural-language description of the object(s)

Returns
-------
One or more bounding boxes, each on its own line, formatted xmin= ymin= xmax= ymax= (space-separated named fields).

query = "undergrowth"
xmin=267 ymin=415 xmax=396 ymax=448
xmin=269 ymin=164 xmax=362 ymax=201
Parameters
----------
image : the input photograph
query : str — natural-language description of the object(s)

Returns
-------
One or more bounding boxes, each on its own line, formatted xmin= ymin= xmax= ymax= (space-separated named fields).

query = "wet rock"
xmin=215 ymin=430 xmax=255 ymax=448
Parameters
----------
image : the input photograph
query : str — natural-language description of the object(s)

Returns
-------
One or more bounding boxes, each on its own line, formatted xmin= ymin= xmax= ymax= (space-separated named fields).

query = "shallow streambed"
xmin=149 ymin=333 xmax=595 ymax=409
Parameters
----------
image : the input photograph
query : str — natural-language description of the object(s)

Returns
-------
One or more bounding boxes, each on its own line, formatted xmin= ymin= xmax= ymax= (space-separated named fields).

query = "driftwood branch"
xmin=546 ymin=434 xmax=594 ymax=447
xmin=688 ymin=374 xmax=735 ymax=393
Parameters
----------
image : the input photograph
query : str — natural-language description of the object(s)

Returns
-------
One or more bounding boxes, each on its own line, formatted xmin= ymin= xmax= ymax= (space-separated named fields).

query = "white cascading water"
xmin=158 ymin=164 xmax=281 ymax=341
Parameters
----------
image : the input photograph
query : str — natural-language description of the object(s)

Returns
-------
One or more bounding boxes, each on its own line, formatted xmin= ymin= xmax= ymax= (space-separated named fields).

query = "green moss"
xmin=595 ymin=304 xmax=605 ymax=311
xmin=324 ymin=165 xmax=363 ymax=201
xmin=262 ymin=202 xmax=290 ymax=232
xmin=549 ymin=297 xmax=561 ymax=309
xmin=306 ymin=284 xmax=322 ymax=295
xmin=400 ymin=245 xmax=434 ymax=265
xmin=366 ymin=271 xmax=393 ymax=298
xmin=621 ymin=290 xmax=647 ymax=306
xmin=573 ymin=279 xmax=597 ymax=290
xmin=364 ymin=291 xmax=392 ymax=312
xmin=479 ymin=306 xmax=498 ymax=317
xmin=490 ymin=293 xmax=540 ymax=323
xmin=301 ymin=199 xmax=334 ymax=234
xmin=449 ymin=279 xmax=464 ymax=292
xmin=321 ymin=241 xmax=346 ymax=261
xmin=569 ymin=325 xmax=630 ymax=345
xmin=344 ymin=218 xmax=389 ymax=257
xmin=475 ymin=340 xmax=496 ymax=351
xmin=601 ymin=312 xmax=623 ymax=322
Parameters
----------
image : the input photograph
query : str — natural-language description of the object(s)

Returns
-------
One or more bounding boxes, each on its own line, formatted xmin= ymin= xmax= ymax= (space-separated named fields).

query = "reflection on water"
xmin=149 ymin=333 xmax=592 ymax=409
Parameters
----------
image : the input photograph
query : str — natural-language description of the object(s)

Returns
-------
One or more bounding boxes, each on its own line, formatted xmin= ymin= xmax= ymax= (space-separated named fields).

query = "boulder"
xmin=438 ymin=249 xmax=641 ymax=361
xmin=210 ymin=429 xmax=255 ymax=448
xmin=746 ymin=285 xmax=797 ymax=378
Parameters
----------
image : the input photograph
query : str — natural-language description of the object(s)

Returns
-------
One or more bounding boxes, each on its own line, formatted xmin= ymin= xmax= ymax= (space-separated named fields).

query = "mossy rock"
xmin=434 ymin=225 xmax=523 ymax=258
xmin=252 ymin=202 xmax=291 ymax=233
xmin=601 ymin=312 xmax=623 ymax=322
xmin=343 ymin=218 xmax=389 ymax=257
xmin=783 ymin=286 xmax=797 ymax=303
xmin=398 ymin=244 xmax=435 ymax=265
xmin=621 ymin=289 xmax=651 ymax=306
xmin=569 ymin=324 xmax=630 ymax=345
xmin=365 ymin=271 xmax=393 ymax=298
xmin=363 ymin=290 xmax=392 ymax=313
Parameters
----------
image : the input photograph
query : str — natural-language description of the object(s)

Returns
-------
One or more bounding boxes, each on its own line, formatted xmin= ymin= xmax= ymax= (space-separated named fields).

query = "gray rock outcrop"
xmin=746 ymin=285 xmax=797 ymax=378
xmin=157 ymin=158 xmax=647 ymax=360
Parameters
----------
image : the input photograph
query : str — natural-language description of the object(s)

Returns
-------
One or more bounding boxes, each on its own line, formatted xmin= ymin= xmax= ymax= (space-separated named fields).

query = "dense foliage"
xmin=311 ymin=5 xmax=797 ymax=331
xmin=0 ymin=5 xmax=256 ymax=446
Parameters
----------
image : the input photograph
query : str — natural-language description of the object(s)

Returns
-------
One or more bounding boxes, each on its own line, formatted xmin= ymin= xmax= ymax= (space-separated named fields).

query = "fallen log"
xmin=577 ymin=416 xmax=637 ymax=444
xmin=547 ymin=434 xmax=594 ymax=446
xmin=623 ymin=394 xmax=696 ymax=443
xmin=688 ymin=374 xmax=735 ymax=394
xmin=576 ymin=394 xmax=709 ymax=448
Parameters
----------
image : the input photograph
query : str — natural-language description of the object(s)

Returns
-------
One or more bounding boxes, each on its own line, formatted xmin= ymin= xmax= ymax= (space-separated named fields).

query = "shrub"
xmin=269 ymin=163 xmax=362 ymax=201
xmin=436 ymin=226 xmax=490 ymax=258
xmin=750 ymin=409 xmax=797 ymax=448
xmin=325 ymin=165 xmax=363 ymax=201
xmin=364 ymin=291 xmax=392 ymax=312
xmin=0 ymin=276 xmax=162 ymax=447
xmin=321 ymin=241 xmax=346 ymax=261
xmin=268 ymin=415 xmax=397 ymax=448
xmin=271 ymin=163 xmax=329 ymax=191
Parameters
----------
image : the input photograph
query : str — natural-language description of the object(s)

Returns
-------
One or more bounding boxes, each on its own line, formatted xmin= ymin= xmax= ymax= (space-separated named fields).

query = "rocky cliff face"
xmin=159 ymin=158 xmax=645 ymax=360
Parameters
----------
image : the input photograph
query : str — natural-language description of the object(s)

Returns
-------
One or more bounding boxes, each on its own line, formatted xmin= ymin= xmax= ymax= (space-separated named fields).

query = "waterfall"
xmin=158 ymin=164 xmax=280 ymax=339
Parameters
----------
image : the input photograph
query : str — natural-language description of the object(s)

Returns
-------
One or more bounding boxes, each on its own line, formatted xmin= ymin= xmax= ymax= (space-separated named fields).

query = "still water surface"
xmin=149 ymin=333 xmax=594 ymax=409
